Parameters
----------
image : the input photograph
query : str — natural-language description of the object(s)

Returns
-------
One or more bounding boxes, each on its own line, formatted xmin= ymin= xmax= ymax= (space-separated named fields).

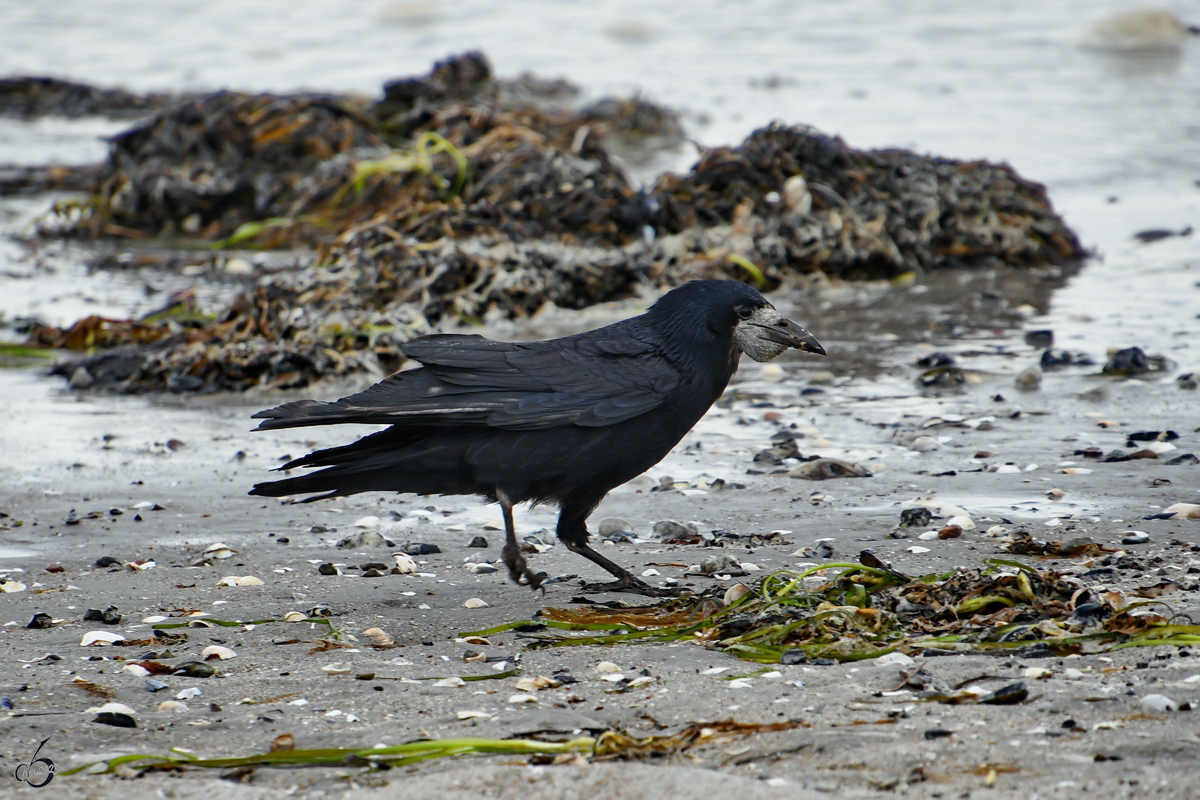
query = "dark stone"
xmin=780 ymin=649 xmax=808 ymax=665
xmin=83 ymin=606 xmax=122 ymax=625
xmin=467 ymin=536 xmax=489 ymax=548
xmin=1166 ymin=453 xmax=1198 ymax=466
xmin=1024 ymin=330 xmax=1054 ymax=348
xmin=899 ymin=507 xmax=933 ymax=529
xmin=25 ymin=613 xmax=53 ymax=629
xmin=401 ymin=542 xmax=441 ymax=555
xmin=93 ymin=711 xmax=137 ymax=728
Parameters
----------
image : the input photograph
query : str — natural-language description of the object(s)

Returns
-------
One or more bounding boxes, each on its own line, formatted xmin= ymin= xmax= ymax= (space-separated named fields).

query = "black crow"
xmin=249 ymin=280 xmax=824 ymax=595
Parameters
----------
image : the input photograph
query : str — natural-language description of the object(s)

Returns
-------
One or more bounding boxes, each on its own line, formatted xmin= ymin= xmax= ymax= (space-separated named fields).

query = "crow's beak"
xmin=756 ymin=317 xmax=826 ymax=356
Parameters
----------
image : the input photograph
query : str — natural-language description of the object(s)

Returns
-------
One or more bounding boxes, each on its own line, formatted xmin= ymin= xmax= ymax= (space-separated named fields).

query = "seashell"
xmin=433 ymin=677 xmax=465 ymax=688
xmin=158 ymin=700 xmax=188 ymax=713
xmin=321 ymin=662 xmax=353 ymax=675
xmin=216 ymin=575 xmax=264 ymax=587
xmin=283 ymin=611 xmax=308 ymax=622
xmin=0 ymin=580 xmax=27 ymax=593
xmin=463 ymin=598 xmax=489 ymax=609
xmin=176 ymin=687 xmax=202 ymax=700
xmin=201 ymin=645 xmax=237 ymax=660
xmin=392 ymin=553 xmax=417 ymax=573
xmin=906 ymin=546 xmax=930 ymax=554
xmin=80 ymin=630 xmax=125 ymax=646
xmin=508 ymin=694 xmax=537 ymax=704
xmin=123 ymin=664 xmax=151 ymax=677
xmin=723 ymin=583 xmax=751 ymax=605
xmin=456 ymin=710 xmax=492 ymax=720
xmin=600 ymin=673 xmax=625 ymax=683
xmin=352 ymin=516 xmax=381 ymax=528
xmin=96 ymin=702 xmax=136 ymax=715
xmin=203 ymin=542 xmax=237 ymax=558
xmin=595 ymin=661 xmax=622 ymax=673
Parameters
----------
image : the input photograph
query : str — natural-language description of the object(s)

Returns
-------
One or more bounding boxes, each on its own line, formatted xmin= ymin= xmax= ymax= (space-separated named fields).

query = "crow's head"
xmin=651 ymin=280 xmax=825 ymax=362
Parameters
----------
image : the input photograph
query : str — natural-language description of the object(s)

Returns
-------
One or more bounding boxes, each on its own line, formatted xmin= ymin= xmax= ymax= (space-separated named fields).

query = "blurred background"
xmin=0 ymin=0 xmax=1197 ymax=349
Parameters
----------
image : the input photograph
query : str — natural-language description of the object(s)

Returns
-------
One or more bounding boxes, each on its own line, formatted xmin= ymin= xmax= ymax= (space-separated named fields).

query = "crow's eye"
xmin=735 ymin=306 xmax=754 ymax=320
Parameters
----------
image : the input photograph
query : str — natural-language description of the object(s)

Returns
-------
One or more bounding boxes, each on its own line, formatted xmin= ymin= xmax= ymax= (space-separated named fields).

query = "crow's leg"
xmin=498 ymin=490 xmax=546 ymax=592
xmin=557 ymin=500 xmax=683 ymax=598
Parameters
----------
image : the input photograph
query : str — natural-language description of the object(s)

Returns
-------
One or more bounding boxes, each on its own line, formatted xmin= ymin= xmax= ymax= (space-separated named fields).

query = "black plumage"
xmin=250 ymin=280 xmax=824 ymax=595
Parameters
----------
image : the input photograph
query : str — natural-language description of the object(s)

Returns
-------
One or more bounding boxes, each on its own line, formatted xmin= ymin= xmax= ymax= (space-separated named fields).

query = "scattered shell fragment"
xmin=433 ymin=677 xmax=466 ymax=688
xmin=202 ymin=542 xmax=237 ymax=559
xmin=123 ymin=663 xmax=151 ymax=677
xmin=724 ymin=583 xmax=751 ymax=605
xmin=1139 ymin=694 xmax=1177 ymax=712
xmin=283 ymin=611 xmax=308 ymax=622
xmin=176 ymin=687 xmax=202 ymax=700
xmin=392 ymin=553 xmax=418 ymax=573
xmin=363 ymin=627 xmax=395 ymax=646
xmin=906 ymin=546 xmax=930 ymax=554
xmin=508 ymin=694 xmax=537 ymax=704
xmin=788 ymin=458 xmax=871 ymax=479
xmin=201 ymin=645 xmax=237 ymax=661
xmin=1 ymin=579 xmax=28 ymax=593
xmin=595 ymin=661 xmax=622 ymax=674
xmin=1121 ymin=531 xmax=1150 ymax=545
xmin=158 ymin=700 xmax=188 ymax=713
xmin=463 ymin=598 xmax=489 ymax=609
xmin=216 ymin=575 xmax=264 ymax=587
xmin=1163 ymin=503 xmax=1200 ymax=520
xmin=876 ymin=652 xmax=915 ymax=667
xmin=271 ymin=733 xmax=295 ymax=752
xmin=457 ymin=710 xmax=493 ymax=720
xmin=80 ymin=630 xmax=125 ymax=646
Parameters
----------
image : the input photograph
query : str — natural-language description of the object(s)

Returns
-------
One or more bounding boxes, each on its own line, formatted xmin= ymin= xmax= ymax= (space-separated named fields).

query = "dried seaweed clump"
xmin=0 ymin=76 xmax=180 ymax=119
xmin=651 ymin=123 xmax=1086 ymax=278
xmin=61 ymin=92 xmax=384 ymax=240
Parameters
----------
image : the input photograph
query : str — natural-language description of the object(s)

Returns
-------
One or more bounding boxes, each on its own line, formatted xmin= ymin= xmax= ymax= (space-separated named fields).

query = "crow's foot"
xmin=501 ymin=543 xmax=546 ymax=593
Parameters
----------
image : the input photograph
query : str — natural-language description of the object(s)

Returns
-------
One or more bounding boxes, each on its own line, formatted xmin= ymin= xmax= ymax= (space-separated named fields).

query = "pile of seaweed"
xmin=468 ymin=554 xmax=1200 ymax=664
xmin=12 ymin=52 xmax=1086 ymax=393
xmin=0 ymin=76 xmax=182 ymax=119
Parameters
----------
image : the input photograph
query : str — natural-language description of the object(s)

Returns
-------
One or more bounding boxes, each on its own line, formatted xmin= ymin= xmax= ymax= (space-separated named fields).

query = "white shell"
xmin=216 ymin=575 xmax=264 ymax=587
xmin=463 ymin=598 xmax=489 ymax=609
xmin=595 ymin=661 xmax=621 ymax=673
xmin=392 ymin=554 xmax=417 ymax=573
xmin=80 ymin=630 xmax=126 ymax=646
xmin=507 ymin=694 xmax=537 ymax=704
xmin=321 ymin=662 xmax=353 ymax=675
xmin=433 ymin=677 xmax=466 ymax=688
xmin=158 ymin=700 xmax=189 ymax=713
xmin=176 ymin=687 xmax=202 ymax=700
xmin=96 ymin=702 xmax=136 ymax=715
xmin=201 ymin=645 xmax=237 ymax=660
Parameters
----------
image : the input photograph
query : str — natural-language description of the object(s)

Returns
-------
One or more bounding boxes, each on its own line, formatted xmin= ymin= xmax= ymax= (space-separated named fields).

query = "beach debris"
xmin=93 ymin=711 xmax=137 ymax=728
xmin=22 ymin=51 xmax=1083 ymax=395
xmin=216 ymin=575 xmax=265 ymax=587
xmin=337 ymin=530 xmax=394 ymax=549
xmin=464 ymin=598 xmax=489 ymax=609
xmin=322 ymin=662 xmax=354 ymax=675
xmin=467 ymin=536 xmax=489 ymax=548
xmin=1122 ymin=531 xmax=1150 ymax=545
xmin=392 ymin=553 xmax=418 ymax=573
xmin=80 ymin=631 xmax=126 ymax=646
xmin=1132 ymin=226 xmax=1193 ymax=243
xmin=1014 ymin=366 xmax=1042 ymax=391
xmin=83 ymin=606 xmax=122 ymax=625
xmin=172 ymin=662 xmax=216 ymax=678
xmin=1 ymin=579 xmax=27 ymax=593
xmin=201 ymin=645 xmax=237 ymax=661
xmin=485 ymin=551 xmax=1200 ymax=664
xmin=25 ymin=613 xmax=54 ymax=629
xmin=1139 ymin=694 xmax=1178 ymax=712
xmin=787 ymin=458 xmax=871 ymax=480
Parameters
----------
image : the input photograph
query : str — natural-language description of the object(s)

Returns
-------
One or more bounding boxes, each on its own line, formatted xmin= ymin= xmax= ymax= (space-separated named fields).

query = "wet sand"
xmin=2 ymin=275 xmax=1199 ymax=798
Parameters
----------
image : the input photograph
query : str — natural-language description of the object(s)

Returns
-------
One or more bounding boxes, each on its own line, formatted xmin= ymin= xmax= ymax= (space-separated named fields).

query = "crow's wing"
xmin=252 ymin=330 xmax=681 ymax=431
